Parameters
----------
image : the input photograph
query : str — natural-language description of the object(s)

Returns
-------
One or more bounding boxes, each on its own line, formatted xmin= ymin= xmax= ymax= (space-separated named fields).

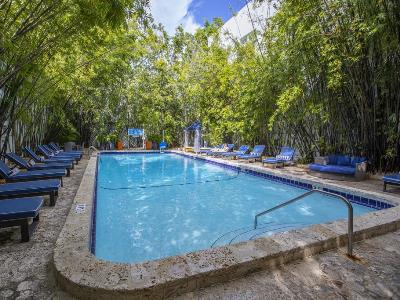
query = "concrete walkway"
xmin=177 ymin=230 xmax=400 ymax=299
xmin=0 ymin=159 xmax=88 ymax=300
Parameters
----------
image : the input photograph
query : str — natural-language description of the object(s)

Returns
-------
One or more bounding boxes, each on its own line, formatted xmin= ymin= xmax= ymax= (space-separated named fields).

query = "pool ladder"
xmin=254 ymin=189 xmax=354 ymax=256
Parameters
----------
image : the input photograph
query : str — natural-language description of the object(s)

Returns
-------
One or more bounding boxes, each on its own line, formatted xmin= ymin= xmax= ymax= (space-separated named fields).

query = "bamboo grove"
xmin=0 ymin=0 xmax=399 ymax=172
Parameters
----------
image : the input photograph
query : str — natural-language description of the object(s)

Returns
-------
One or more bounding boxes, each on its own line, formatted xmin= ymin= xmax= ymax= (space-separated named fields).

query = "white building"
xmin=221 ymin=0 xmax=277 ymax=45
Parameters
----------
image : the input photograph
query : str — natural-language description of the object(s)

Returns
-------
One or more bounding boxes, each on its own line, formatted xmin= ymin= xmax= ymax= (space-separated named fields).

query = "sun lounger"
xmin=0 ymin=160 xmax=66 ymax=185
xmin=202 ymin=145 xmax=223 ymax=155
xmin=0 ymin=197 xmax=44 ymax=242
xmin=49 ymin=142 xmax=83 ymax=155
xmin=5 ymin=153 xmax=72 ymax=177
xmin=0 ymin=179 xmax=61 ymax=206
xmin=222 ymin=145 xmax=250 ymax=158
xmin=237 ymin=145 xmax=265 ymax=161
xmin=23 ymin=147 xmax=75 ymax=165
xmin=210 ymin=144 xmax=235 ymax=156
xmin=37 ymin=145 xmax=80 ymax=163
xmin=263 ymin=146 xmax=296 ymax=167
xmin=42 ymin=145 xmax=81 ymax=159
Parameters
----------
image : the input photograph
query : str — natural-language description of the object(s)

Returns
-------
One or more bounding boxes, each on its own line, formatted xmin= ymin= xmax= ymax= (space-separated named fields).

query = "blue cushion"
xmin=0 ymin=179 xmax=61 ymax=197
xmin=0 ymin=197 xmax=44 ymax=221
xmin=252 ymin=145 xmax=265 ymax=155
xmin=263 ymin=158 xmax=281 ymax=164
xmin=29 ymin=162 xmax=72 ymax=171
xmin=237 ymin=145 xmax=250 ymax=153
xmin=238 ymin=154 xmax=261 ymax=159
xmin=337 ymin=155 xmax=351 ymax=166
xmin=383 ymin=174 xmax=400 ymax=184
xmin=350 ymin=156 xmax=366 ymax=167
xmin=309 ymin=163 xmax=355 ymax=175
xmin=328 ymin=155 xmax=339 ymax=165
xmin=11 ymin=169 xmax=66 ymax=179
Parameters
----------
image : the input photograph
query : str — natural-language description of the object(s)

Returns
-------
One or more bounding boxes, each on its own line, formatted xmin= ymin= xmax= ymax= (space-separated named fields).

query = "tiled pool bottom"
xmin=177 ymin=152 xmax=394 ymax=211
xmin=54 ymin=151 xmax=400 ymax=300
xmin=93 ymin=152 xmax=384 ymax=264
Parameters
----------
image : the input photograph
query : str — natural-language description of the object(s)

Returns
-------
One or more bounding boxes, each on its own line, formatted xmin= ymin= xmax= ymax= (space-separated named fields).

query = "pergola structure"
xmin=184 ymin=121 xmax=202 ymax=153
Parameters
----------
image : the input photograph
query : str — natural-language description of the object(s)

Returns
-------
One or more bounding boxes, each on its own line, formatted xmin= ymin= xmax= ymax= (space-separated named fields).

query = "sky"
xmin=149 ymin=0 xmax=247 ymax=35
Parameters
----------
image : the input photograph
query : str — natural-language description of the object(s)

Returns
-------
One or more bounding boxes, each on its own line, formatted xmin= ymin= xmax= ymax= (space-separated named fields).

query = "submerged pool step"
xmin=211 ymin=222 xmax=307 ymax=248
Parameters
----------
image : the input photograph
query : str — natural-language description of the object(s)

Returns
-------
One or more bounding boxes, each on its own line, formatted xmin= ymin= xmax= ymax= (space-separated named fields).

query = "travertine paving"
xmin=177 ymin=230 xmax=400 ymax=299
xmin=0 ymin=159 xmax=88 ymax=300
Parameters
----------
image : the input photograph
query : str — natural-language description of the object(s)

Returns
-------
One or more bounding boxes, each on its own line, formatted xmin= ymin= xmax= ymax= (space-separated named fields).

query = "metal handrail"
xmin=254 ymin=189 xmax=354 ymax=256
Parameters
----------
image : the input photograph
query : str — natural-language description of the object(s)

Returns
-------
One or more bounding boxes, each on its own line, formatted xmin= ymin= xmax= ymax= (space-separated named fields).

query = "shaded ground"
xmin=0 ymin=159 xmax=88 ymax=300
xmin=177 ymin=230 xmax=400 ymax=299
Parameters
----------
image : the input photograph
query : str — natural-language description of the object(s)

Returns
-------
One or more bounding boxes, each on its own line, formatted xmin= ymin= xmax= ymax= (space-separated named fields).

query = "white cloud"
xmin=149 ymin=0 xmax=201 ymax=35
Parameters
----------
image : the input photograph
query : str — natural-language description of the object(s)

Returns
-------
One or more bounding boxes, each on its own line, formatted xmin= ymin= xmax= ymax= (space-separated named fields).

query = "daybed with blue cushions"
xmin=309 ymin=154 xmax=367 ymax=180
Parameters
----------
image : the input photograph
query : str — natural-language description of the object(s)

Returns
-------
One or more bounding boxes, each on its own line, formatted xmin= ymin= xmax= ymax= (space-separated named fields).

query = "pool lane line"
xmin=98 ymin=171 xmax=241 ymax=190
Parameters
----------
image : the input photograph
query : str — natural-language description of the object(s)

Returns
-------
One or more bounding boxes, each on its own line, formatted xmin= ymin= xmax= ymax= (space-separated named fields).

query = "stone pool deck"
xmin=0 ymin=158 xmax=88 ymax=299
xmin=177 ymin=230 xmax=400 ymax=299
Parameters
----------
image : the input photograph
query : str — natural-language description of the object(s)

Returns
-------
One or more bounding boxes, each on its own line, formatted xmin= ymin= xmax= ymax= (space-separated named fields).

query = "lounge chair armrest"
xmin=314 ymin=156 xmax=328 ymax=165
xmin=355 ymin=161 xmax=367 ymax=179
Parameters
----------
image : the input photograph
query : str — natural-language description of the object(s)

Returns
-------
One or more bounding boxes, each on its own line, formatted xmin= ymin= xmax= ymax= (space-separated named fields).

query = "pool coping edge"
xmin=53 ymin=151 xmax=400 ymax=299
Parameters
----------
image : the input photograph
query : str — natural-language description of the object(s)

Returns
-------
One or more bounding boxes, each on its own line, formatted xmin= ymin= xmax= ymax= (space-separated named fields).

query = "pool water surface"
xmin=94 ymin=153 xmax=374 ymax=263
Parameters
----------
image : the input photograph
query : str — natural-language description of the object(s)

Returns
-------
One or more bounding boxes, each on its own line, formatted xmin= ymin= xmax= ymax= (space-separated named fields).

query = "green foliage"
xmin=1 ymin=0 xmax=399 ymax=171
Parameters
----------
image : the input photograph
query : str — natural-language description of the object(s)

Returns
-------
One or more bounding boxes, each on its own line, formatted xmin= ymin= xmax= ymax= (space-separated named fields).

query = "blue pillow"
xmin=337 ymin=155 xmax=351 ymax=166
xmin=328 ymin=155 xmax=338 ymax=165
xmin=350 ymin=156 xmax=366 ymax=167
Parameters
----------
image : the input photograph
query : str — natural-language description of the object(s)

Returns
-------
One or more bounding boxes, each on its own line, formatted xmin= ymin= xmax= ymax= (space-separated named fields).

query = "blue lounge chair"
xmin=383 ymin=173 xmax=400 ymax=191
xmin=0 ymin=197 xmax=44 ymax=242
xmin=200 ymin=145 xmax=222 ymax=155
xmin=5 ymin=153 xmax=72 ymax=177
xmin=42 ymin=145 xmax=81 ymax=159
xmin=23 ymin=147 xmax=74 ymax=165
xmin=237 ymin=145 xmax=266 ymax=161
xmin=0 ymin=179 xmax=61 ymax=206
xmin=263 ymin=146 xmax=296 ymax=167
xmin=222 ymin=145 xmax=250 ymax=158
xmin=0 ymin=160 xmax=66 ymax=185
xmin=49 ymin=142 xmax=83 ymax=155
xmin=37 ymin=145 xmax=80 ymax=163
xmin=210 ymin=144 xmax=235 ymax=156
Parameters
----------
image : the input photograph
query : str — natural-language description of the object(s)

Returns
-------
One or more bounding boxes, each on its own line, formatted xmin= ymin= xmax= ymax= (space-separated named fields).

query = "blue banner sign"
xmin=128 ymin=128 xmax=144 ymax=136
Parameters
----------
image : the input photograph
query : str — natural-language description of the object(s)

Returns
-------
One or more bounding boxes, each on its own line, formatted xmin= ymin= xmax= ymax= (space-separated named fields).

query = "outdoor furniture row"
xmin=0 ymin=143 xmax=82 ymax=242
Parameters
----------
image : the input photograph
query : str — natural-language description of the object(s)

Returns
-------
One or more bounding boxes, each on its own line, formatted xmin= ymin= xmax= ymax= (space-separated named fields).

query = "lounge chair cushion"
xmin=238 ymin=154 xmax=261 ymax=159
xmin=263 ymin=157 xmax=281 ymax=164
xmin=383 ymin=174 xmax=400 ymax=184
xmin=0 ymin=179 xmax=61 ymax=197
xmin=337 ymin=155 xmax=351 ymax=166
xmin=276 ymin=155 xmax=291 ymax=161
xmin=12 ymin=169 xmax=66 ymax=179
xmin=309 ymin=163 xmax=355 ymax=175
xmin=0 ymin=197 xmax=43 ymax=221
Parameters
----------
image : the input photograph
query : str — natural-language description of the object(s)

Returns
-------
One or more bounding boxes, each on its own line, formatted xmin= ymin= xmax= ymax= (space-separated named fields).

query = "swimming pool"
xmin=93 ymin=153 xmax=375 ymax=263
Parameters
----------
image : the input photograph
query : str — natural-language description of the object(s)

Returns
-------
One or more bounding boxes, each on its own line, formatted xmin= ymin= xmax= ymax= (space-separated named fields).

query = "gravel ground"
xmin=0 ymin=159 xmax=88 ymax=300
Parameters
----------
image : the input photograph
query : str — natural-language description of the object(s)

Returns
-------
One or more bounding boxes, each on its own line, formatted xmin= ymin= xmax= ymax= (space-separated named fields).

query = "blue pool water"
xmin=94 ymin=153 xmax=375 ymax=263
